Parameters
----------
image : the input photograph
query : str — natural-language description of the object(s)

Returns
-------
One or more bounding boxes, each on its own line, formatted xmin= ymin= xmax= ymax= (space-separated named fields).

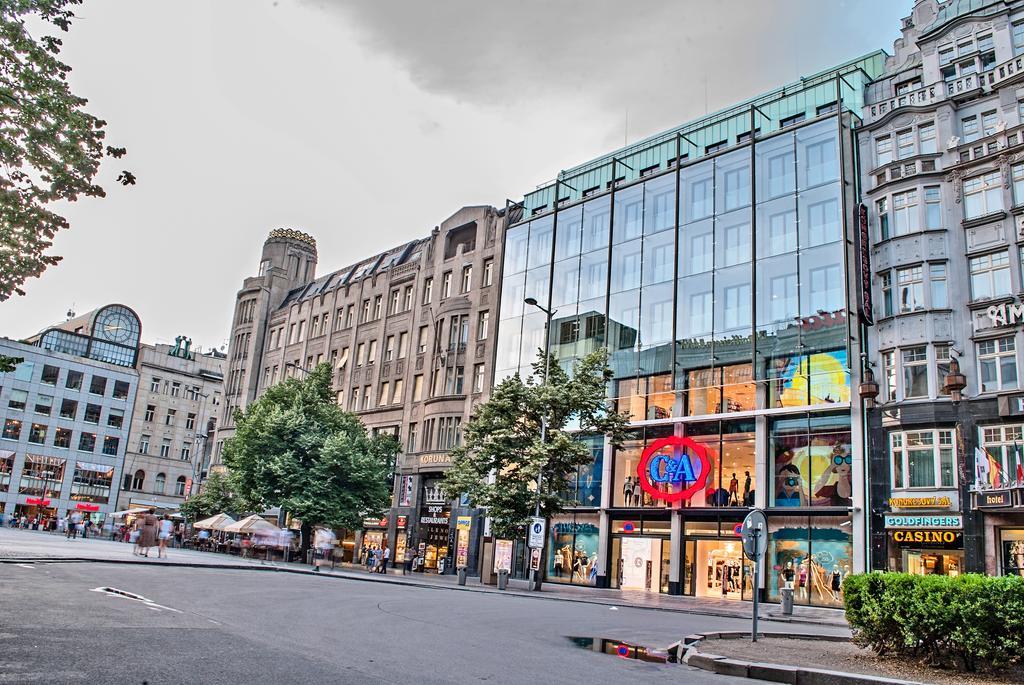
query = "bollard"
xmin=781 ymin=587 xmax=794 ymax=616
xmin=457 ymin=566 xmax=468 ymax=586
xmin=497 ymin=569 xmax=508 ymax=590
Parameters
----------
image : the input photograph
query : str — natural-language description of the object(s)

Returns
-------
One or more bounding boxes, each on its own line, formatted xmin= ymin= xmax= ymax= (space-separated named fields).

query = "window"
xmin=445 ymin=365 xmax=465 ymax=395
xmin=962 ymin=169 xmax=1003 ymax=218
xmin=7 ymin=389 xmax=27 ymax=411
xmin=892 ymin=189 xmax=919 ymax=235
xmin=78 ymin=432 xmax=96 ymax=452
xmin=65 ymin=370 xmax=82 ymax=390
xmin=40 ymin=365 xmax=59 ymax=385
xmin=356 ymin=342 xmax=365 ymax=366
xmin=112 ymin=380 xmax=129 ymax=400
xmin=1013 ymin=163 xmax=1024 ymax=207
xmin=982 ymin=110 xmax=998 ymax=137
xmin=165 ymin=409 xmax=176 ymax=426
xmin=60 ymin=399 xmax=77 ymax=420
xmin=344 ymin=305 xmax=354 ymax=327
xmin=392 ymin=379 xmax=404 ymax=404
xmin=407 ymin=423 xmax=417 ymax=452
xmin=978 ymin=336 xmax=1018 ymax=392
xmin=962 ymin=115 xmax=979 ymax=143
xmin=350 ymin=386 xmax=360 ymax=410
xmin=877 ymin=197 xmax=889 ymax=240
xmin=102 ymin=436 xmax=119 ymax=456
xmin=423 ymin=277 xmax=433 ymax=305
xmin=362 ymin=385 xmax=371 ymax=410
xmin=379 ymin=382 xmax=390 ymax=406
xmin=54 ymin=428 xmax=71 ymax=449
xmin=170 ymin=382 xmax=181 ymax=397
xmin=473 ymin=363 xmax=485 ymax=393
xmin=180 ymin=446 xmax=190 ymax=461
xmin=384 ymin=336 xmax=395 ymax=362
xmin=89 ymin=376 xmax=106 ymax=396
xmin=149 ymin=377 xmax=161 ymax=393
xmin=890 ymin=430 xmax=955 ymax=489
xmin=1015 ymin=21 xmax=1024 ymax=55
xmin=919 ymin=123 xmax=936 ymax=154
xmin=373 ymin=296 xmax=382 ymax=320
xmin=155 ymin=473 xmax=165 ymax=494
xmin=413 ymin=375 xmax=424 ymax=401
xmin=461 ymin=265 xmax=472 ymax=293
xmin=882 ymin=351 xmax=896 ymax=401
xmin=139 ymin=435 xmax=150 ymax=454
xmin=875 ymin=136 xmax=892 ymax=166
xmin=881 ymin=272 xmax=893 ymax=317
xmin=398 ymin=332 xmax=408 ymax=359
xmin=159 ymin=440 xmax=171 ymax=458
xmin=924 ymin=186 xmax=941 ymax=229
xmin=970 ymin=251 xmax=1011 ymax=300
xmin=417 ymin=326 xmax=429 ymax=354
xmin=442 ymin=272 xmax=452 ymax=298
xmin=896 ymin=266 xmax=924 ymax=313
xmin=1 ymin=419 xmax=20 ymax=440
xmin=185 ymin=412 xmax=196 ymax=430
xmin=296 ymin=320 xmax=306 ymax=342
xmin=367 ymin=340 xmax=377 ymax=364
xmin=34 ymin=395 xmax=52 ymax=415
xmin=359 ymin=301 xmax=369 ymax=324
xmin=83 ymin=403 xmax=101 ymax=424
xmin=896 ymin=129 xmax=914 ymax=159
xmin=482 ymin=259 xmax=493 ymax=287
xmin=939 ymin=46 xmax=955 ymax=65
xmin=936 ymin=345 xmax=951 ymax=395
xmin=175 ymin=476 xmax=186 ymax=496
xmin=28 ymin=423 xmax=47 ymax=444
xmin=902 ymin=347 xmax=928 ymax=398
xmin=477 ymin=311 xmax=490 ymax=340
xmin=930 ymin=263 xmax=947 ymax=308
xmin=144 ymin=404 xmax=155 ymax=422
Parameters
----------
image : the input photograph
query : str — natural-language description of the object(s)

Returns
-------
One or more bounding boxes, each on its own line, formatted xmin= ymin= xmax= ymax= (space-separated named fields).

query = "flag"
xmin=987 ymin=449 xmax=1003 ymax=488
xmin=975 ymin=447 xmax=990 ymax=488
xmin=1016 ymin=445 xmax=1024 ymax=485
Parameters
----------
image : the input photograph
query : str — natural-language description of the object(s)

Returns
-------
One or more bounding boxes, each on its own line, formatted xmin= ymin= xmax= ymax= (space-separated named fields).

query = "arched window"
xmin=132 ymin=469 xmax=145 ymax=491
xmin=175 ymin=476 xmax=186 ymax=496
xmin=155 ymin=473 xmax=166 ymax=494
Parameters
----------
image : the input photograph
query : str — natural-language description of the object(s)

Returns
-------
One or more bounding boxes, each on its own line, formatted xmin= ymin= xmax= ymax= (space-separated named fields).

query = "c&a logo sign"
xmin=636 ymin=436 xmax=712 ymax=503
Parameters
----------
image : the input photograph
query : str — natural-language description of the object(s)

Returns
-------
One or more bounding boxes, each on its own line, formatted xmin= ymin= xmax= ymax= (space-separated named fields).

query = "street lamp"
xmin=525 ymin=296 xmax=555 ymax=592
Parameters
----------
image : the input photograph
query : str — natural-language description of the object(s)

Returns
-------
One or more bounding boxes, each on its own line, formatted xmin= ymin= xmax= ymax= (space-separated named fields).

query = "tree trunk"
xmin=299 ymin=520 xmax=312 ymax=562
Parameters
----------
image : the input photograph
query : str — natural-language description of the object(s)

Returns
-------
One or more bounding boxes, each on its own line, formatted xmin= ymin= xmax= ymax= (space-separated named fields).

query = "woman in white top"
xmin=157 ymin=515 xmax=174 ymax=558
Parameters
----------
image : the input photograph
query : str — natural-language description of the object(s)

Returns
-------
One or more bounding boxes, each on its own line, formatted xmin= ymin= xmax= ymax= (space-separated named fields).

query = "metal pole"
xmin=752 ymin=528 xmax=760 ymax=642
xmin=531 ymin=305 xmax=553 ymax=591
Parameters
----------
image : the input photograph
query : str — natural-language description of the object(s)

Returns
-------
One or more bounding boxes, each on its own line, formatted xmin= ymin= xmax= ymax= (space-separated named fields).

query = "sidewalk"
xmin=0 ymin=526 xmax=849 ymax=629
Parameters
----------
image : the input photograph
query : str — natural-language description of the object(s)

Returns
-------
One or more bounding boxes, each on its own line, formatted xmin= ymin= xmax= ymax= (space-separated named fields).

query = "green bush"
xmin=844 ymin=572 xmax=1024 ymax=672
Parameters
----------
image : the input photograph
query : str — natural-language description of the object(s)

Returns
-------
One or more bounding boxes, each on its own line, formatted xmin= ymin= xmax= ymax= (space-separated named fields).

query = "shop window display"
xmin=547 ymin=514 xmax=599 ymax=585
xmin=1001 ymin=529 xmax=1024 ymax=577
xmin=771 ymin=414 xmax=852 ymax=507
xmin=685 ymin=420 xmax=755 ymax=508
xmin=612 ymin=426 xmax=674 ymax=508
xmin=767 ymin=515 xmax=852 ymax=607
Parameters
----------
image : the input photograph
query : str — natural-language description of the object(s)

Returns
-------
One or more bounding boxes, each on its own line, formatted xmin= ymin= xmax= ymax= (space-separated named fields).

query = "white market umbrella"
xmin=193 ymin=513 xmax=236 ymax=530
xmin=223 ymin=514 xmax=280 ymax=535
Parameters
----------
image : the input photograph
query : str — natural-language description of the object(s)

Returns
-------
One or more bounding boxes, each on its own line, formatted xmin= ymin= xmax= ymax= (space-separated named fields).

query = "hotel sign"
xmin=978 ymin=490 xmax=1012 ymax=508
xmin=888 ymin=496 xmax=951 ymax=509
xmin=884 ymin=514 xmax=962 ymax=529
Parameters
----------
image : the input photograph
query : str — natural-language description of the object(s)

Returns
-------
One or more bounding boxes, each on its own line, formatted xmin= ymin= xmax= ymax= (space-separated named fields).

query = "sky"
xmin=0 ymin=0 xmax=908 ymax=352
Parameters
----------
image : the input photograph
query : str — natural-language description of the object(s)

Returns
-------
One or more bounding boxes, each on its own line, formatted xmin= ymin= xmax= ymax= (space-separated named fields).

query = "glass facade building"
xmin=494 ymin=53 xmax=886 ymax=605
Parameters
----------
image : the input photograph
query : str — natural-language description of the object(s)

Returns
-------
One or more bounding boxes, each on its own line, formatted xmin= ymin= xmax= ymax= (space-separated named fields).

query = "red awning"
xmin=75 ymin=503 xmax=100 ymax=512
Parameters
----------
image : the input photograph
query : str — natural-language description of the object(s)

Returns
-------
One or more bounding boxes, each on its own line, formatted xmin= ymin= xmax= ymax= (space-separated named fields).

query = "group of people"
xmin=126 ymin=509 xmax=175 ymax=559
xmin=360 ymin=543 xmax=390 ymax=573
xmin=4 ymin=512 xmax=96 ymax=538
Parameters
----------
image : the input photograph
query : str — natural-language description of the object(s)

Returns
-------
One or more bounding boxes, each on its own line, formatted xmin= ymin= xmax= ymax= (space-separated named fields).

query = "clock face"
xmin=95 ymin=309 xmax=136 ymax=344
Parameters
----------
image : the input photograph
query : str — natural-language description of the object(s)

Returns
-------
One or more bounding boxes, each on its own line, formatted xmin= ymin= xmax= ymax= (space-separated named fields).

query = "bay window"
xmin=902 ymin=346 xmax=928 ymax=398
xmin=978 ymin=336 xmax=1018 ymax=392
xmin=964 ymin=172 xmax=1002 ymax=219
xmin=896 ymin=266 xmax=924 ymax=313
xmin=892 ymin=189 xmax=919 ymax=235
xmin=969 ymin=250 xmax=1011 ymax=300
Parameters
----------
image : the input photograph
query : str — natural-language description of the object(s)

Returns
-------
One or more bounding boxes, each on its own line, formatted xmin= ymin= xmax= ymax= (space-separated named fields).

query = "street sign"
xmin=741 ymin=509 xmax=768 ymax=560
xmin=529 ymin=547 xmax=542 ymax=571
xmin=528 ymin=517 xmax=545 ymax=548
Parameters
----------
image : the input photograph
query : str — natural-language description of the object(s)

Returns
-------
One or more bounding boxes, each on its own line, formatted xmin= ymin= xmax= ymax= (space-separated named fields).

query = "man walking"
xmin=380 ymin=545 xmax=390 ymax=574
xmin=66 ymin=511 xmax=81 ymax=540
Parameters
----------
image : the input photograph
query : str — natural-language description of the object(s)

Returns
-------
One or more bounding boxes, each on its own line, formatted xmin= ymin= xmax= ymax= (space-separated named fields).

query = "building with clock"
xmin=0 ymin=304 xmax=142 ymax=526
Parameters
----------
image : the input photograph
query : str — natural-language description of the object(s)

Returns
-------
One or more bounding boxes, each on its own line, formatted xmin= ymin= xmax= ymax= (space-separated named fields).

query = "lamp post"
xmin=525 ymin=296 xmax=555 ymax=592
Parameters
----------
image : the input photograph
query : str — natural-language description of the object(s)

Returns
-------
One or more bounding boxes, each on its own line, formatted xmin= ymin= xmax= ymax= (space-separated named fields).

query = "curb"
xmin=681 ymin=631 xmax=924 ymax=685
xmin=0 ymin=556 xmax=848 ymax=627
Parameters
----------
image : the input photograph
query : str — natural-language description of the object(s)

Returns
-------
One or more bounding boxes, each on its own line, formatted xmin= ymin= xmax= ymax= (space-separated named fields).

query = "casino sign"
xmin=636 ymin=436 xmax=713 ymax=503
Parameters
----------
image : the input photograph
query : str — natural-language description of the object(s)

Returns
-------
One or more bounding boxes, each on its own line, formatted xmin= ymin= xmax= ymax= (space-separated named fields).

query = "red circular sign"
xmin=636 ymin=436 xmax=713 ymax=504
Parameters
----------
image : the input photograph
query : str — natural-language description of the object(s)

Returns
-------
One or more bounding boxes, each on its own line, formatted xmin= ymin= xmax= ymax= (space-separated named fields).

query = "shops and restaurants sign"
xmin=884 ymin=514 xmax=962 ymax=529
xmin=636 ymin=436 xmax=712 ymax=503
xmin=420 ymin=505 xmax=449 ymax=526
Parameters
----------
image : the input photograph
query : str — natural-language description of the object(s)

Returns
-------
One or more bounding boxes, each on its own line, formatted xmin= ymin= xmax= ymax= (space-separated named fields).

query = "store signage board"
xmin=494 ymin=539 xmax=513 ymax=573
xmin=978 ymin=490 xmax=1012 ymax=508
xmin=636 ymin=436 xmax=713 ymax=503
xmin=888 ymin=496 xmax=952 ymax=509
xmin=856 ymin=203 xmax=873 ymax=325
xmin=884 ymin=514 xmax=962 ymax=529
xmin=891 ymin=530 xmax=962 ymax=544
xmin=528 ymin=517 xmax=545 ymax=548
xmin=456 ymin=515 xmax=472 ymax=531
xmin=362 ymin=517 xmax=388 ymax=528
xmin=396 ymin=515 xmax=408 ymax=528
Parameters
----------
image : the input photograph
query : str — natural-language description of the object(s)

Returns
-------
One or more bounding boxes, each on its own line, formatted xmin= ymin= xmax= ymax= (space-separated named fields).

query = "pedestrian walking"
xmin=158 ymin=515 xmax=173 ymax=558
xmin=380 ymin=545 xmax=390 ymax=574
xmin=136 ymin=509 xmax=159 ymax=557
xmin=404 ymin=547 xmax=414 ymax=575
xmin=82 ymin=516 xmax=92 ymax=539
xmin=66 ymin=511 xmax=81 ymax=540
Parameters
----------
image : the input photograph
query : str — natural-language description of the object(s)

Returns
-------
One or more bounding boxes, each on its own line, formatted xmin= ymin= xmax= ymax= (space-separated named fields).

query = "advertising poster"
xmin=494 ymin=539 xmax=513 ymax=573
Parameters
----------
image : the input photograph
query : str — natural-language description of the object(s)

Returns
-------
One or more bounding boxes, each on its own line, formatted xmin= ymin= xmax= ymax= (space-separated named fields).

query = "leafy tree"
xmin=179 ymin=470 xmax=236 ymax=523
xmin=0 ymin=0 xmax=134 ymax=303
xmin=223 ymin=363 xmax=399 ymax=554
xmin=443 ymin=348 xmax=628 ymax=540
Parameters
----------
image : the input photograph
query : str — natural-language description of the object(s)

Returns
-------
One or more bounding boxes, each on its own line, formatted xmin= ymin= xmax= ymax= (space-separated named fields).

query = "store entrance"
xmin=691 ymin=538 xmax=751 ymax=600
xmin=611 ymin=536 xmax=669 ymax=592
xmin=903 ymin=550 xmax=963 ymax=576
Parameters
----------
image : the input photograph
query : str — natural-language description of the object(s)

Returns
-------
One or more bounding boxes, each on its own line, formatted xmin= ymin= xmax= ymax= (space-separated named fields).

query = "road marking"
xmin=14 ymin=564 xmax=33 ymax=569
xmin=89 ymin=586 xmax=181 ymax=613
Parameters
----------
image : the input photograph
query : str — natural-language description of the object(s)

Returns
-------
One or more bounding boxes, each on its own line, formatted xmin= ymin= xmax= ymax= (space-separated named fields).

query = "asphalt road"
xmin=0 ymin=561 xmax=750 ymax=684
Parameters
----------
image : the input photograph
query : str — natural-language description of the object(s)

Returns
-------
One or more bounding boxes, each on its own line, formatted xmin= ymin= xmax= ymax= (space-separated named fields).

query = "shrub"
xmin=844 ymin=572 xmax=1024 ymax=672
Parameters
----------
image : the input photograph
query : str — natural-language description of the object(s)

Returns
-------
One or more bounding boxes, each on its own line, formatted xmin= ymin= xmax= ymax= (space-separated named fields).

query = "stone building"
xmin=860 ymin=0 xmax=1024 ymax=577
xmin=116 ymin=337 xmax=225 ymax=513
xmin=216 ymin=208 xmax=503 ymax=570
